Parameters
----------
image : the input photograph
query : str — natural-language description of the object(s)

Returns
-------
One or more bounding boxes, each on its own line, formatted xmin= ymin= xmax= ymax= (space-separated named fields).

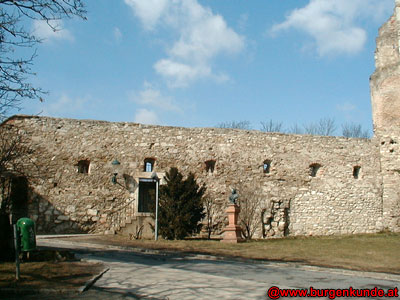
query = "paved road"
xmin=36 ymin=237 xmax=400 ymax=300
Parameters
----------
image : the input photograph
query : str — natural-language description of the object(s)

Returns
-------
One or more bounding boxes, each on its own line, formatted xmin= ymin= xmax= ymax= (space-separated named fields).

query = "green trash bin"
xmin=16 ymin=218 xmax=36 ymax=252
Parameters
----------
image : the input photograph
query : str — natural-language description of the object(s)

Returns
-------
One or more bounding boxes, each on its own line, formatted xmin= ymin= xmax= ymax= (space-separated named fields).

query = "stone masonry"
xmin=2 ymin=1 xmax=400 ymax=238
xmin=370 ymin=0 xmax=400 ymax=232
xmin=1 ymin=116 xmax=384 ymax=237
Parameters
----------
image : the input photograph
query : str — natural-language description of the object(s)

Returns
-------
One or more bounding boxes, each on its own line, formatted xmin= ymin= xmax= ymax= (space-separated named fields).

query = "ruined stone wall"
xmin=7 ymin=2 xmax=400 ymax=238
xmin=374 ymin=127 xmax=400 ymax=232
xmin=371 ymin=1 xmax=400 ymax=130
xmin=369 ymin=1 xmax=400 ymax=232
xmin=3 ymin=115 xmax=384 ymax=237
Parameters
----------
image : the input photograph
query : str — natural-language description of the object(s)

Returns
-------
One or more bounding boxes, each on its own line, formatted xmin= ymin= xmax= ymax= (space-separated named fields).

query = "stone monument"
xmin=221 ymin=189 xmax=244 ymax=243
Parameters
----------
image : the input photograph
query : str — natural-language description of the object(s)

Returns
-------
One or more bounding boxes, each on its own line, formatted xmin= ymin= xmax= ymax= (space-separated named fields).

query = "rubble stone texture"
xmin=370 ymin=0 xmax=400 ymax=232
xmin=2 ymin=1 xmax=400 ymax=238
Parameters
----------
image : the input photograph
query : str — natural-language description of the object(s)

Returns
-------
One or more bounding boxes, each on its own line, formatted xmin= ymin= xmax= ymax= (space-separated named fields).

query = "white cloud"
xmin=337 ymin=102 xmax=356 ymax=112
xmin=271 ymin=0 xmax=392 ymax=56
xmin=336 ymin=101 xmax=359 ymax=122
xmin=131 ymin=82 xmax=182 ymax=112
xmin=154 ymin=59 xmax=211 ymax=88
xmin=124 ymin=0 xmax=168 ymax=30
xmin=114 ymin=27 xmax=122 ymax=42
xmin=42 ymin=94 xmax=89 ymax=117
xmin=124 ymin=0 xmax=244 ymax=87
xmin=32 ymin=20 xmax=73 ymax=42
xmin=167 ymin=7 xmax=243 ymax=62
xmin=238 ymin=13 xmax=249 ymax=32
xmin=134 ymin=108 xmax=159 ymax=125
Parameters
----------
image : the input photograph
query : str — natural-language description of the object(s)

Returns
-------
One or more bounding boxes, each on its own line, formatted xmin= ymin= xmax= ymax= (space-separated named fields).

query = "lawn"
xmin=64 ymin=232 xmax=400 ymax=274
xmin=0 ymin=250 xmax=104 ymax=291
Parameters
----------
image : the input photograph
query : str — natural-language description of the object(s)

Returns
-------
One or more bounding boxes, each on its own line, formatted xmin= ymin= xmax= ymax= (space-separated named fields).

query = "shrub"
xmin=158 ymin=167 xmax=205 ymax=240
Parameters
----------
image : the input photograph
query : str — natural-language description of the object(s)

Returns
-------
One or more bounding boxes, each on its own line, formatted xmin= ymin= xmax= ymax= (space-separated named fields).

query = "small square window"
xmin=263 ymin=160 xmax=271 ymax=174
xmin=77 ymin=160 xmax=90 ymax=174
xmin=309 ymin=163 xmax=321 ymax=177
xmin=144 ymin=158 xmax=155 ymax=172
xmin=353 ymin=166 xmax=361 ymax=179
xmin=205 ymin=160 xmax=216 ymax=173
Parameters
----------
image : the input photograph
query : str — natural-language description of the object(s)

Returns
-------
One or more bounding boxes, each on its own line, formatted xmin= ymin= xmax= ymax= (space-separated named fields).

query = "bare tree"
xmin=342 ymin=122 xmax=371 ymax=138
xmin=217 ymin=121 xmax=252 ymax=130
xmin=0 ymin=124 xmax=34 ymax=214
xmin=287 ymin=123 xmax=303 ymax=134
xmin=236 ymin=183 xmax=264 ymax=240
xmin=0 ymin=123 xmax=36 ymax=260
xmin=203 ymin=195 xmax=217 ymax=240
xmin=303 ymin=118 xmax=337 ymax=136
xmin=0 ymin=0 xmax=86 ymax=120
xmin=317 ymin=118 xmax=337 ymax=136
xmin=0 ymin=125 xmax=31 ymax=178
xmin=303 ymin=123 xmax=318 ymax=135
xmin=260 ymin=120 xmax=284 ymax=133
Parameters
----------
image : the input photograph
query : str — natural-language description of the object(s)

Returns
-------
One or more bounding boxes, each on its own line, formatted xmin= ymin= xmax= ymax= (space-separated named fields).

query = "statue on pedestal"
xmin=222 ymin=188 xmax=243 ymax=243
xmin=229 ymin=189 xmax=238 ymax=205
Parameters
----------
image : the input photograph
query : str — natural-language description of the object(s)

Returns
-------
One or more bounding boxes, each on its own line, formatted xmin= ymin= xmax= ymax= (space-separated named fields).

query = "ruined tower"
xmin=370 ymin=0 xmax=400 ymax=231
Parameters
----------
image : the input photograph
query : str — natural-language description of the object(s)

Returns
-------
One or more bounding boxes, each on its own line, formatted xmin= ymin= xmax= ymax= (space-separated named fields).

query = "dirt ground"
xmin=60 ymin=232 xmax=400 ymax=274
xmin=0 ymin=250 xmax=104 ymax=293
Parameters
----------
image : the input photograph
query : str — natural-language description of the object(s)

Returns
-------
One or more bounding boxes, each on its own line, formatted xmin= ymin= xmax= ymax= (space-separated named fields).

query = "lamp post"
xmin=151 ymin=171 xmax=159 ymax=241
xmin=13 ymin=224 xmax=20 ymax=280
xmin=111 ymin=159 xmax=121 ymax=184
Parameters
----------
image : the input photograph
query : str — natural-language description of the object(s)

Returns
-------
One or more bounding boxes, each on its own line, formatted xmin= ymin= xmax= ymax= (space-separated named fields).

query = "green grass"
xmin=70 ymin=232 xmax=400 ymax=274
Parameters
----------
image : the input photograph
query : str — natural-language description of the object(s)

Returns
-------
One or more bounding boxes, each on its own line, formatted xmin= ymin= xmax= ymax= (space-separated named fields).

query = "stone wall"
xmin=375 ymin=127 xmax=400 ymax=232
xmin=4 ymin=1 xmax=400 ymax=238
xmin=370 ymin=1 xmax=400 ymax=232
xmin=371 ymin=0 xmax=400 ymax=129
xmin=2 ymin=115 xmax=385 ymax=237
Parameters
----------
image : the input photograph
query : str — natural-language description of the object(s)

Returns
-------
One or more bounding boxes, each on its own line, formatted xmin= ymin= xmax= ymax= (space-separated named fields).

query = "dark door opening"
xmin=138 ymin=179 xmax=156 ymax=213
xmin=10 ymin=176 xmax=29 ymax=223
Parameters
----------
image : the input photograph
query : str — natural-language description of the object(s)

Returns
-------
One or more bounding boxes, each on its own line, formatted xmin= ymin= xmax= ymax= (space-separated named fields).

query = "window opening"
xmin=205 ymin=160 xmax=216 ymax=173
xmin=263 ymin=160 xmax=271 ymax=174
xmin=309 ymin=163 xmax=321 ymax=177
xmin=144 ymin=158 xmax=155 ymax=172
xmin=77 ymin=160 xmax=90 ymax=174
xmin=353 ymin=166 xmax=361 ymax=179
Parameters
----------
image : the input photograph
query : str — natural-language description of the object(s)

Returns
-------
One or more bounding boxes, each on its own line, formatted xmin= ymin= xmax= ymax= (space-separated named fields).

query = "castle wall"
xmin=370 ymin=1 xmax=400 ymax=232
xmin=4 ymin=115 xmax=384 ymax=237
xmin=370 ymin=6 xmax=400 ymax=130
xmin=374 ymin=127 xmax=400 ymax=232
xmin=7 ymin=2 xmax=400 ymax=238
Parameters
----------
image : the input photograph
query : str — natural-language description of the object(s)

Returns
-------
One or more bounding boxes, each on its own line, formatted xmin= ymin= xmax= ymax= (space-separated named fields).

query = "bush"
xmin=158 ymin=167 xmax=205 ymax=240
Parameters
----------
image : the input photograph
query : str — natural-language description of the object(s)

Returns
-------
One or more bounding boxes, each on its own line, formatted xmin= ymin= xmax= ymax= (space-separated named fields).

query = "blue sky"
xmin=17 ymin=0 xmax=395 ymax=135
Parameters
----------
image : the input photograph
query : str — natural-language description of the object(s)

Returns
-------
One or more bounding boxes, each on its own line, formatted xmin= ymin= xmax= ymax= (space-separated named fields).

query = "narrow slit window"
xmin=353 ymin=166 xmax=361 ymax=179
xmin=144 ymin=158 xmax=155 ymax=172
xmin=77 ymin=160 xmax=90 ymax=174
xmin=263 ymin=160 xmax=271 ymax=174
xmin=205 ymin=160 xmax=216 ymax=173
xmin=309 ymin=163 xmax=321 ymax=177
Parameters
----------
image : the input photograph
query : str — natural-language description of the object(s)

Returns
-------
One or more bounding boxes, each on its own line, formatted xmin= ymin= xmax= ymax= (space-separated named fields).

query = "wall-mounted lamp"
xmin=150 ymin=171 xmax=159 ymax=181
xmin=111 ymin=159 xmax=121 ymax=184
